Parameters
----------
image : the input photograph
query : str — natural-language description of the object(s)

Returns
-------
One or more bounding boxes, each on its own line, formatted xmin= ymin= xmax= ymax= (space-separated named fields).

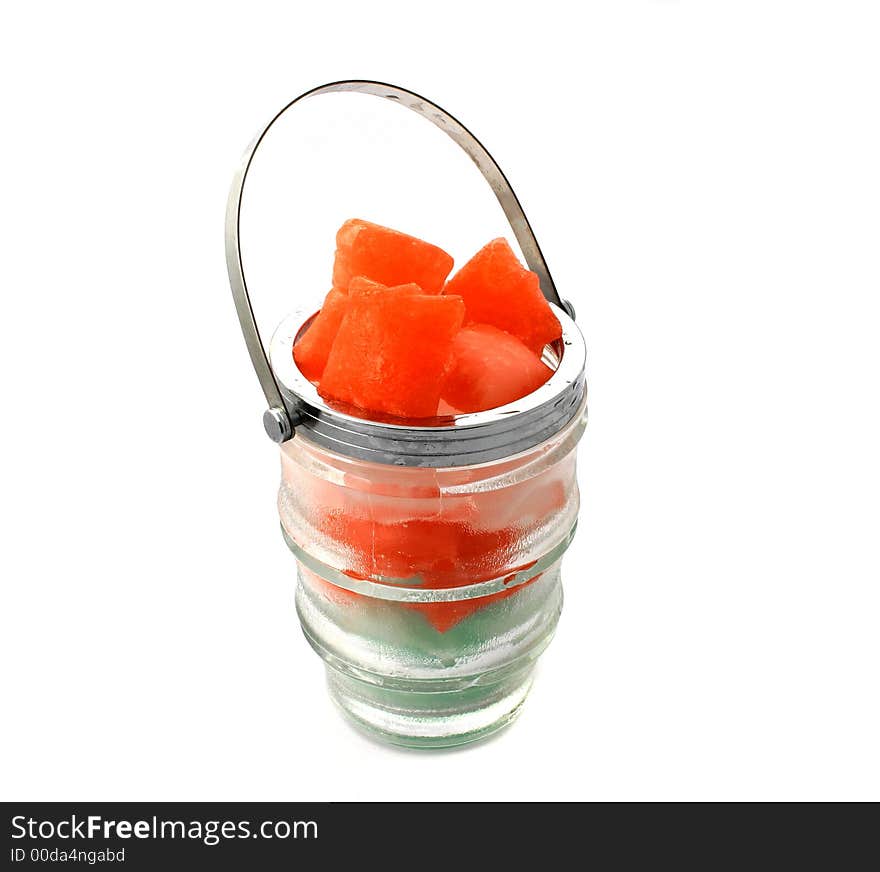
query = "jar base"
xmin=325 ymin=665 xmax=535 ymax=749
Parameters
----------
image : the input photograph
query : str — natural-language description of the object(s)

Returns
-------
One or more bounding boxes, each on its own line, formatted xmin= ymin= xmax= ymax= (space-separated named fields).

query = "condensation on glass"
xmin=278 ymin=402 xmax=586 ymax=747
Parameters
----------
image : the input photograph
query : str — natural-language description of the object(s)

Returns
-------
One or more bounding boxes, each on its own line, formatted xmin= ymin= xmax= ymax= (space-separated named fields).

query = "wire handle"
xmin=225 ymin=80 xmax=573 ymax=442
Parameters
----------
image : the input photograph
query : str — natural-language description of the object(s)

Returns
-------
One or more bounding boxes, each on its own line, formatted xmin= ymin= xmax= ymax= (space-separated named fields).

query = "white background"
xmin=2 ymin=1 xmax=878 ymax=802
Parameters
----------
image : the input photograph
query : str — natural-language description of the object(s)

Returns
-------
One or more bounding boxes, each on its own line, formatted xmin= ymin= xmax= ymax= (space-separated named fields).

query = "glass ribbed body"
xmin=278 ymin=400 xmax=587 ymax=747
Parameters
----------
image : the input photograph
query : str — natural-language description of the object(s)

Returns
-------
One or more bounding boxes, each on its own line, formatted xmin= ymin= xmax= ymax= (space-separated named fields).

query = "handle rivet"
xmin=263 ymin=407 xmax=292 ymax=443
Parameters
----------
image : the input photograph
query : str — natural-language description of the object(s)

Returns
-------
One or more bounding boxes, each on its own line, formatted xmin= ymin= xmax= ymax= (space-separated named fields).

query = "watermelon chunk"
xmin=406 ymin=528 xmax=535 ymax=631
xmin=292 ymin=288 xmax=349 ymax=382
xmin=348 ymin=276 xmax=422 ymax=298
xmin=315 ymin=511 xmax=536 ymax=632
xmin=441 ymin=324 xmax=553 ymax=413
xmin=332 ymin=219 xmax=453 ymax=294
xmin=444 ymin=238 xmax=562 ymax=353
xmin=307 ymin=468 xmax=547 ymax=632
xmin=408 ymin=573 xmax=543 ymax=633
xmin=436 ymin=399 xmax=463 ymax=416
xmin=319 ymin=291 xmax=465 ymax=418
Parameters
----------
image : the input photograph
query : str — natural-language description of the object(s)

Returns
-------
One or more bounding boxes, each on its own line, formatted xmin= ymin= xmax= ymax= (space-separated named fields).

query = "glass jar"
xmin=278 ymin=397 xmax=587 ymax=748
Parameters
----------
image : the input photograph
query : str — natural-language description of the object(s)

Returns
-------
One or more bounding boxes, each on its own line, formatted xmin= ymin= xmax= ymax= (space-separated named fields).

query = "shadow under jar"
xmin=271 ymin=305 xmax=587 ymax=748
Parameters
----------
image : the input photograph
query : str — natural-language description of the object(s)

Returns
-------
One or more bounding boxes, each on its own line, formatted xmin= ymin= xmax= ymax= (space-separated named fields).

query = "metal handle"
xmin=225 ymin=80 xmax=573 ymax=442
